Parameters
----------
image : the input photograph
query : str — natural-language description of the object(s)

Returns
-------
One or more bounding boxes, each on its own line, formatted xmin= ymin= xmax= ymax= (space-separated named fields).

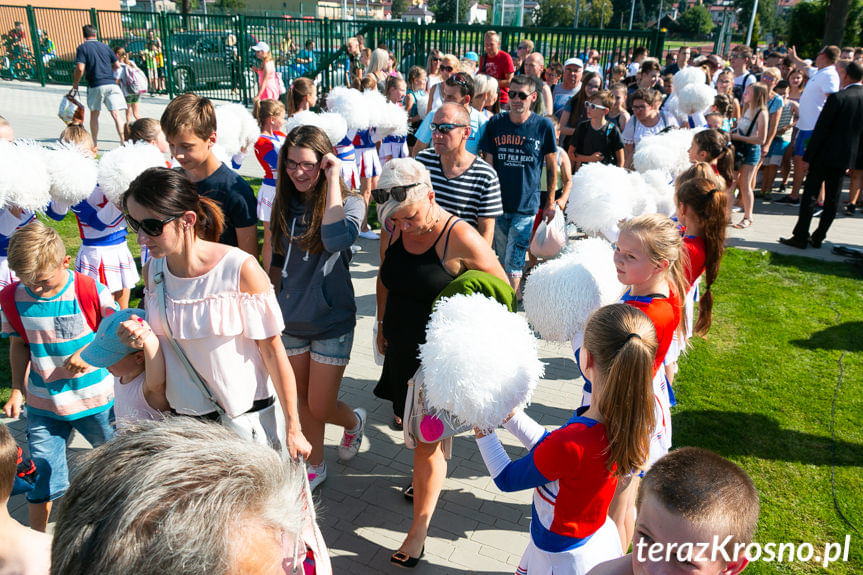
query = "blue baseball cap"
xmin=81 ymin=308 xmax=147 ymax=368
xmin=463 ymin=51 xmax=479 ymax=62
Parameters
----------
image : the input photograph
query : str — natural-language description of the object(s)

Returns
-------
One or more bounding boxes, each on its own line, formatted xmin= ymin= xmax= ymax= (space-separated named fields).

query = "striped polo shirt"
xmin=416 ymin=149 xmax=504 ymax=226
xmin=1 ymin=270 xmax=116 ymax=420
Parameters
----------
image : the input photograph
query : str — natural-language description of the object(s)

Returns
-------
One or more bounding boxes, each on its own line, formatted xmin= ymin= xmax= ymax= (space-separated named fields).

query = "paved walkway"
xmin=1 ymin=80 xmax=862 ymax=573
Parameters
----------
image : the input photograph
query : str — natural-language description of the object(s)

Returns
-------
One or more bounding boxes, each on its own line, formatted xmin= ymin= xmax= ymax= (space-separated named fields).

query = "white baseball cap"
xmin=251 ymin=41 xmax=270 ymax=52
xmin=564 ymin=57 xmax=584 ymax=69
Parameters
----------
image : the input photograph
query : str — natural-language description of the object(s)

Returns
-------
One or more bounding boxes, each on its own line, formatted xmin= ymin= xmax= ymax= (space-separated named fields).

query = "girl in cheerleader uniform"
xmin=354 ymin=76 xmax=382 ymax=239
xmin=47 ymin=125 xmax=139 ymax=308
xmin=0 ymin=208 xmax=35 ymax=288
xmin=476 ymin=303 xmax=658 ymax=575
xmin=334 ymin=130 xmax=360 ymax=190
xmin=253 ymin=99 xmax=287 ymax=270
xmin=379 ymin=76 xmax=410 ymax=164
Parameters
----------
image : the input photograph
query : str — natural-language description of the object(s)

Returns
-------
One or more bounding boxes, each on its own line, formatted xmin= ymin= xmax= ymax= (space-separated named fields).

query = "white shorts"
xmin=0 ymin=256 xmax=17 ymax=288
xmin=340 ymin=159 xmax=360 ymax=190
xmin=87 ymin=84 xmax=127 ymax=112
xmin=257 ymin=182 xmax=276 ymax=223
xmin=75 ymin=242 xmax=140 ymax=292
xmin=516 ymin=516 xmax=622 ymax=575
xmin=356 ymin=148 xmax=382 ymax=179
xmin=379 ymin=141 xmax=409 ymax=163
xmin=648 ymin=369 xmax=673 ymax=467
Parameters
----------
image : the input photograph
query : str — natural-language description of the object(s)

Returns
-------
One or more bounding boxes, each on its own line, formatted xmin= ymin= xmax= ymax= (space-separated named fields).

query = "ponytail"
xmin=585 ymin=304 xmax=657 ymax=475
xmin=253 ymin=99 xmax=285 ymax=131
xmin=196 ymin=196 xmax=225 ymax=242
xmin=124 ymin=117 xmax=162 ymax=144
xmin=691 ymin=129 xmax=734 ymax=189
xmin=286 ymin=77 xmax=315 ymax=117
xmin=676 ymin=178 xmax=727 ymax=335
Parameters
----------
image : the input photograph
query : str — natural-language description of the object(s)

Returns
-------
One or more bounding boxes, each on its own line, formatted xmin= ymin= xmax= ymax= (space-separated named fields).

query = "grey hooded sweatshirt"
xmin=271 ymin=194 xmax=364 ymax=339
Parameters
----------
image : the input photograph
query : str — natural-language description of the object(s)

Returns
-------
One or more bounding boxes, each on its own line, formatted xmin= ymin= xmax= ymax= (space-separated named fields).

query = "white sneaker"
xmin=358 ymin=229 xmax=379 ymax=240
xmin=338 ymin=408 xmax=366 ymax=461
xmin=307 ymin=462 xmax=327 ymax=491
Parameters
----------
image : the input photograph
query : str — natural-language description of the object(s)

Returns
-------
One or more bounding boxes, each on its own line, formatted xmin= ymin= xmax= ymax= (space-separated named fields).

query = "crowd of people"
xmin=0 ymin=24 xmax=860 ymax=575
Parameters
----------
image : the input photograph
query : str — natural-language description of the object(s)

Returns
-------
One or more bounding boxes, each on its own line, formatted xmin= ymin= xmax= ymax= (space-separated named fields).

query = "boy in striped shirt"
xmin=1 ymin=221 xmax=117 ymax=532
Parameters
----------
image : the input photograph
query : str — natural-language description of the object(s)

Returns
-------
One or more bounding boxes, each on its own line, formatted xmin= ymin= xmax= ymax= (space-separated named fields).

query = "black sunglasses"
xmin=371 ymin=181 xmax=424 ymax=204
xmin=440 ymin=65 xmax=454 ymax=72
xmin=510 ymin=90 xmax=535 ymax=100
xmin=125 ymin=213 xmax=181 ymax=237
xmin=431 ymin=122 xmax=468 ymax=135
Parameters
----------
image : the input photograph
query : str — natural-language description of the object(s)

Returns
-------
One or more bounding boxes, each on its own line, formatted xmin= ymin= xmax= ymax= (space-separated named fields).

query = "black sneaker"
xmin=843 ymin=205 xmax=855 ymax=216
xmin=776 ymin=196 xmax=800 ymax=205
xmin=813 ymin=207 xmax=824 ymax=217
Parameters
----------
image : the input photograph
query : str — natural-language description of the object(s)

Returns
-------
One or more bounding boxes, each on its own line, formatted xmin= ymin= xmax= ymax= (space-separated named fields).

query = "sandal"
xmin=391 ymin=416 xmax=403 ymax=431
xmin=391 ymin=546 xmax=424 ymax=568
xmin=732 ymin=218 xmax=752 ymax=229
xmin=403 ymin=482 xmax=414 ymax=501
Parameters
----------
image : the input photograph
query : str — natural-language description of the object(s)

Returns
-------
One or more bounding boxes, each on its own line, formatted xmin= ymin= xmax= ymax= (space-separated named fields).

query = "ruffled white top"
xmin=145 ymin=247 xmax=285 ymax=418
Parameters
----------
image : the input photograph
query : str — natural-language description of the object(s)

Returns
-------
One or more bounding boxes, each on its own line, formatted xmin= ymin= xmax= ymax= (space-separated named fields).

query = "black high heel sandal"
xmin=390 ymin=546 xmax=424 ymax=568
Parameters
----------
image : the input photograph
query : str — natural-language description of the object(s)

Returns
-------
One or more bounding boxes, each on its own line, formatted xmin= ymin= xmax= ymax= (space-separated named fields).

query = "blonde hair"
xmin=743 ymin=82 xmax=768 ymax=114
xmin=366 ymin=48 xmax=389 ymax=77
xmin=618 ymin=214 xmax=688 ymax=338
xmin=7 ymin=220 xmax=67 ymax=283
xmin=441 ymin=54 xmax=459 ymax=69
xmin=760 ymin=66 xmax=781 ymax=82
xmin=584 ymin=304 xmax=657 ymax=475
xmin=59 ymin=123 xmax=94 ymax=149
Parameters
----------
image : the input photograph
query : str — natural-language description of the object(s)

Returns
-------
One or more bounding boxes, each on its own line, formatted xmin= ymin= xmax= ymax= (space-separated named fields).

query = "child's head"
xmin=609 ymin=82 xmax=627 ymax=110
xmin=705 ymin=111 xmax=722 ymax=130
xmin=633 ymin=447 xmax=759 ymax=575
xmin=253 ymin=98 xmax=286 ymax=133
xmin=385 ymin=75 xmax=407 ymax=104
xmin=689 ymin=129 xmax=734 ymax=189
xmin=612 ymin=63 xmax=627 ymax=81
xmin=742 ymin=82 xmax=768 ymax=111
xmin=59 ymin=123 xmax=96 ymax=156
xmin=588 ymin=90 xmax=613 ymax=119
xmin=286 ymin=77 xmax=316 ymax=116
xmin=545 ymin=61 xmax=563 ymax=86
xmin=81 ymin=308 xmax=147 ymax=378
xmin=114 ymin=46 xmax=127 ymax=62
xmin=712 ymin=93 xmax=733 ymax=120
xmin=160 ymin=93 xmax=217 ymax=172
xmin=407 ymin=65 xmax=426 ymax=90
xmin=677 ymin=161 xmax=724 ymax=191
xmin=715 ymin=70 xmax=734 ymax=97
xmin=774 ymin=79 xmax=789 ymax=98
xmin=0 ymin=423 xmax=16 ymax=503
xmin=581 ymin=303 xmax=657 ymax=476
xmin=124 ymin=117 xmax=170 ymax=154
xmin=7 ymin=221 xmax=70 ymax=296
xmin=352 ymin=75 xmax=378 ymax=92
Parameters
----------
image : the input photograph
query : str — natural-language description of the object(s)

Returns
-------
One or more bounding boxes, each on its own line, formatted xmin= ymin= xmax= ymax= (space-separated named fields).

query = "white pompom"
xmin=211 ymin=143 xmax=231 ymax=167
xmin=641 ymin=170 xmax=677 ymax=217
xmin=326 ymin=87 xmax=370 ymax=132
xmin=663 ymin=93 xmax=688 ymax=126
xmin=523 ymin=238 xmax=623 ymax=342
xmin=566 ymin=163 xmax=637 ymax=236
xmin=44 ymin=142 xmax=98 ymax=205
xmin=97 ymin=142 xmax=167 ymax=205
xmin=5 ymin=141 xmax=51 ymax=211
xmin=0 ymin=140 xmax=17 ymax=209
xmin=215 ymin=103 xmax=259 ymax=157
xmin=284 ymin=110 xmax=349 ymax=146
xmin=632 ymin=129 xmax=695 ymax=179
xmin=677 ymin=83 xmax=716 ymax=116
xmin=415 ymin=93 xmax=429 ymax=118
xmin=627 ymin=172 xmax=658 ymax=217
xmin=419 ymin=293 xmax=544 ymax=432
xmin=672 ymin=66 xmax=707 ymax=93
xmin=374 ymin=101 xmax=409 ymax=139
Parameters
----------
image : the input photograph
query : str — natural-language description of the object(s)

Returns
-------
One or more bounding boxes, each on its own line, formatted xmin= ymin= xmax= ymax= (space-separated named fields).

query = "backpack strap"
xmin=73 ymin=272 xmax=102 ymax=333
xmin=0 ymin=282 xmax=27 ymax=345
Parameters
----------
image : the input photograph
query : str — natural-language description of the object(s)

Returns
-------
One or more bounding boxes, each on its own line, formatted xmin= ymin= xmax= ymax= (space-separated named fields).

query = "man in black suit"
xmin=780 ymin=60 xmax=863 ymax=249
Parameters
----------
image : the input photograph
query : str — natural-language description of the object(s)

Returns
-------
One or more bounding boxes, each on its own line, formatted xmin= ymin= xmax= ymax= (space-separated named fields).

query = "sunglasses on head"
xmin=440 ymin=65 xmax=454 ymax=72
xmin=125 ymin=213 xmax=181 ymax=237
xmin=431 ymin=122 xmax=468 ymax=134
xmin=449 ymin=73 xmax=469 ymax=89
xmin=371 ymin=181 xmax=424 ymax=204
xmin=586 ymin=102 xmax=608 ymax=111
xmin=510 ymin=90 xmax=535 ymax=100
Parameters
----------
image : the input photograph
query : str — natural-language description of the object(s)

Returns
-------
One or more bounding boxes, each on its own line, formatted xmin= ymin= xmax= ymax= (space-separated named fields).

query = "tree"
xmin=734 ymin=0 xmax=779 ymax=42
xmin=216 ymin=0 xmax=245 ymax=10
xmin=787 ymin=0 xmax=825 ymax=58
xmin=823 ymin=0 xmax=852 ymax=44
xmin=430 ymin=0 xmax=471 ymax=23
xmin=536 ymin=0 xmax=577 ymax=26
xmin=390 ymin=0 xmax=408 ymax=18
xmin=678 ymin=4 xmax=715 ymax=36
xmin=585 ymin=0 xmax=615 ymax=27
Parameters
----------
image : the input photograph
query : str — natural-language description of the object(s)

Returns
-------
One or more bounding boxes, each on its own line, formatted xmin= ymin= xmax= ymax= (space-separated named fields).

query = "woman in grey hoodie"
xmin=268 ymin=125 xmax=366 ymax=491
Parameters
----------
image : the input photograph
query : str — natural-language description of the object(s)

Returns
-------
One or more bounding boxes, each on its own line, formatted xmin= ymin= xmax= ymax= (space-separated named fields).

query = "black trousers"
xmin=792 ymin=165 xmax=846 ymax=244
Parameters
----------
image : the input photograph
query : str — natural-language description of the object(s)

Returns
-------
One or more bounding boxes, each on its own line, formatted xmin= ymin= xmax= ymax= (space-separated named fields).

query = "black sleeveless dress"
xmin=374 ymin=216 xmax=458 ymax=417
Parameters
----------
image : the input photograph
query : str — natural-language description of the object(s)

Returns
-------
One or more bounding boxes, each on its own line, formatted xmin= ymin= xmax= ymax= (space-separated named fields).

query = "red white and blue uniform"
xmin=253 ymin=130 xmax=286 ymax=223
xmin=573 ymin=288 xmax=680 ymax=467
xmin=334 ymin=130 xmax=360 ymax=189
xmin=0 ymin=208 xmax=36 ymax=287
xmin=353 ymin=128 xmax=381 ymax=178
xmin=46 ymin=188 xmax=139 ymax=292
xmin=379 ymin=102 xmax=409 ymax=163
xmin=477 ymin=410 xmax=622 ymax=574
xmin=667 ymin=235 xmax=707 ymax=365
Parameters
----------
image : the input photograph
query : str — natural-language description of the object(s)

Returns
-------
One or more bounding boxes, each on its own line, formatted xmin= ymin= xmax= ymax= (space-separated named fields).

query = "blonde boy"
xmin=0 ymin=221 xmax=117 ymax=532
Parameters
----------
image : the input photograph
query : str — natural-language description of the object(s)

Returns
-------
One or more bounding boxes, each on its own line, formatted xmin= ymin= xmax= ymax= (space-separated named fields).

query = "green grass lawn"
xmin=0 ymin=207 xmax=860 ymax=572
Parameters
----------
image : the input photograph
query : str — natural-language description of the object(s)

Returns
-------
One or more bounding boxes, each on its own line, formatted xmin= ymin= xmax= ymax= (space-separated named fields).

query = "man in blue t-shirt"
xmin=72 ymin=24 xmax=127 ymax=149
xmin=480 ymin=75 xmax=558 ymax=295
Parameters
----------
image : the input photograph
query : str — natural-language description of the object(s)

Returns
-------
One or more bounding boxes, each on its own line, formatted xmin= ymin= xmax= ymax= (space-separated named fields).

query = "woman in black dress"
xmin=374 ymin=158 xmax=505 ymax=567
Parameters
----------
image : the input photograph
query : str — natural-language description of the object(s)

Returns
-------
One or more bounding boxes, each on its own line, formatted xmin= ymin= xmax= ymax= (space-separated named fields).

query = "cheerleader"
xmin=286 ymin=77 xmax=316 ymax=117
xmin=687 ymin=129 xmax=735 ymax=193
xmin=379 ymin=76 xmax=410 ymax=164
xmin=0 ymin=207 xmax=35 ymax=288
xmin=475 ymin=304 xmax=657 ymax=575
xmin=353 ymin=76 xmax=382 ymax=240
xmin=46 ymin=124 xmax=139 ymax=308
xmin=253 ymin=99 xmax=287 ymax=270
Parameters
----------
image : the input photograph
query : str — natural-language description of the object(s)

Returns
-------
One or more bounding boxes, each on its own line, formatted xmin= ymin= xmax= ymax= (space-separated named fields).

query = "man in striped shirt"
xmin=416 ymin=102 xmax=503 ymax=245
xmin=1 ymin=221 xmax=117 ymax=532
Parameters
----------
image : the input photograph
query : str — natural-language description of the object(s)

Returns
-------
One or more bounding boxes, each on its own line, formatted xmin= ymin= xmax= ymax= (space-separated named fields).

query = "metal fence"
xmin=0 ymin=5 xmax=664 ymax=104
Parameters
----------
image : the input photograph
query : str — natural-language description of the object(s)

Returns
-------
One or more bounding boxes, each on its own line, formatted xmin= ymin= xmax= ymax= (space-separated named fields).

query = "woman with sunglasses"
xmin=426 ymin=54 xmax=459 ymax=117
xmin=426 ymin=49 xmax=443 ymax=91
xmin=122 ymin=167 xmax=312 ymax=461
xmin=267 ymin=125 xmax=368 ymax=491
xmin=559 ymin=70 xmax=601 ymax=149
xmin=373 ymin=158 xmax=505 ymax=567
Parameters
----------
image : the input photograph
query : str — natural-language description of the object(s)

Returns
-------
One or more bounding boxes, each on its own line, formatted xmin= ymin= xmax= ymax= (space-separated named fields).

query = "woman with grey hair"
xmin=50 ymin=418 xmax=330 ymax=575
xmin=373 ymin=158 xmax=505 ymax=567
xmin=365 ymin=48 xmax=390 ymax=92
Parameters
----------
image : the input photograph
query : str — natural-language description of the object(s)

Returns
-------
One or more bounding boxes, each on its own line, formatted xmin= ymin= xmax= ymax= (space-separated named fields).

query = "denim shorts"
xmin=793 ymin=129 xmax=813 ymax=157
xmin=742 ymin=143 xmax=762 ymax=166
xmin=282 ymin=330 xmax=354 ymax=367
xmin=494 ymin=213 xmax=535 ymax=277
xmin=26 ymin=407 xmax=115 ymax=503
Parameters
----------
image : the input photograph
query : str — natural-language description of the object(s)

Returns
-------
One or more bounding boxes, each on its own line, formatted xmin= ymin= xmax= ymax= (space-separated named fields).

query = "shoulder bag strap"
xmin=743 ymin=108 xmax=761 ymax=137
xmin=152 ymin=258 xmax=225 ymax=417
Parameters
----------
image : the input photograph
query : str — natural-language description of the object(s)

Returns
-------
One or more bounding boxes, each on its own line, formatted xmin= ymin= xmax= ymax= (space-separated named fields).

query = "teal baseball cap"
xmin=81 ymin=308 xmax=147 ymax=368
